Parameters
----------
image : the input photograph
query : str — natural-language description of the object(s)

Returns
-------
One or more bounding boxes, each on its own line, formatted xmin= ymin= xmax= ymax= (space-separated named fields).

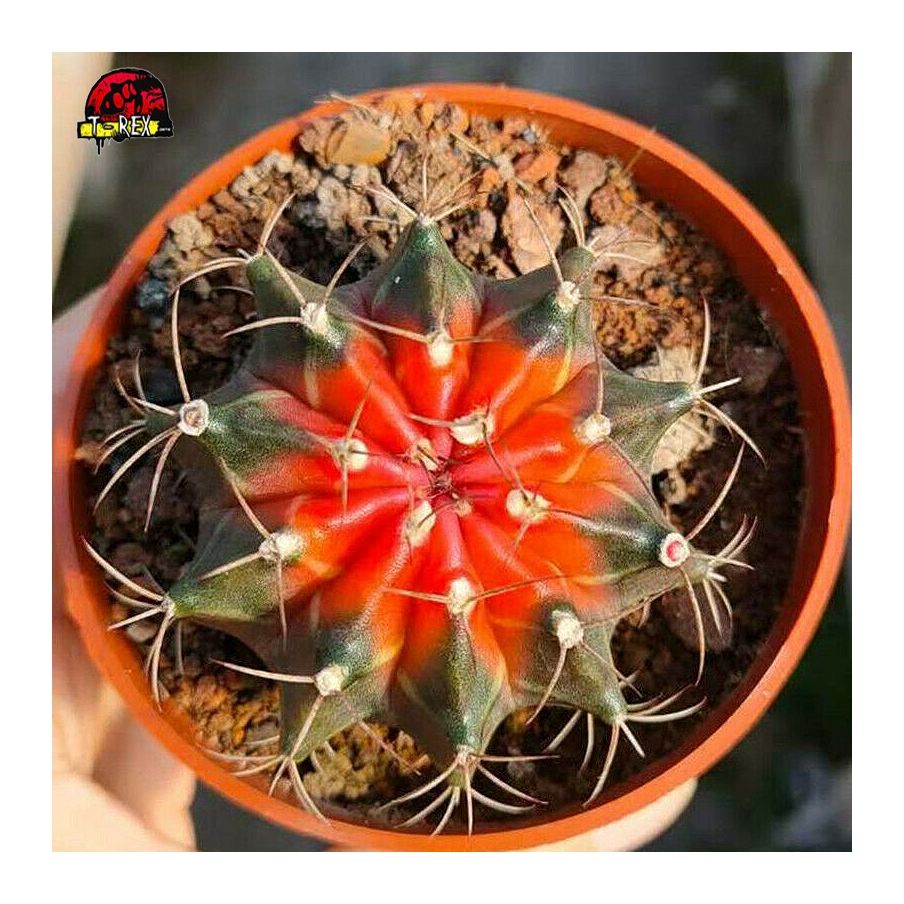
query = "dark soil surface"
xmin=79 ymin=93 xmax=804 ymax=834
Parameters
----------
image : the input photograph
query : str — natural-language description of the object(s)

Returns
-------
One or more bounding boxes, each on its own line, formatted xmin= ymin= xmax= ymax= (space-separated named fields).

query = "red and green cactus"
xmin=86 ymin=177 xmax=756 ymax=835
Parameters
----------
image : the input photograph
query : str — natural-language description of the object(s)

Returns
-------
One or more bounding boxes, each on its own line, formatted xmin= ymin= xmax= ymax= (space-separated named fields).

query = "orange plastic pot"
xmin=52 ymin=84 xmax=851 ymax=851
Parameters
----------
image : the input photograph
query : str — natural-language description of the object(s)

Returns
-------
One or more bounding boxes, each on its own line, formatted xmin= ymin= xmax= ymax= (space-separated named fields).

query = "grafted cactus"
xmin=87 ymin=178 xmax=755 ymax=835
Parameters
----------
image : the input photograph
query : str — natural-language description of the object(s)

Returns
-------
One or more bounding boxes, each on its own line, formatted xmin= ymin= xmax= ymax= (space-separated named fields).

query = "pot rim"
xmin=52 ymin=82 xmax=851 ymax=852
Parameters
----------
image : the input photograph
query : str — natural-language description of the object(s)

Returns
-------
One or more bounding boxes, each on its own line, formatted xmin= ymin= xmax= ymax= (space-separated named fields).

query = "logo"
xmin=77 ymin=68 xmax=173 ymax=154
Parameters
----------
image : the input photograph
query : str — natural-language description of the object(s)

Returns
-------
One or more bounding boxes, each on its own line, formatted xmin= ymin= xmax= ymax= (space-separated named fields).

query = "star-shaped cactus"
xmin=87 ymin=182 xmax=755 ymax=834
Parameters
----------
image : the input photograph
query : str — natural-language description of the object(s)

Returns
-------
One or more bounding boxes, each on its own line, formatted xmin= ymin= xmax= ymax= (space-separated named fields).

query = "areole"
xmin=52 ymin=83 xmax=851 ymax=851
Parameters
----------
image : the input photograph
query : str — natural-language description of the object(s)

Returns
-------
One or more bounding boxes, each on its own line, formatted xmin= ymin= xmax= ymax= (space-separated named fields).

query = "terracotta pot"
xmin=52 ymin=83 xmax=851 ymax=851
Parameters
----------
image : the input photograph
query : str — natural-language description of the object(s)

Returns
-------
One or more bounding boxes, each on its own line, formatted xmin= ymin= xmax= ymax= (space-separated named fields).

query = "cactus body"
xmin=90 ymin=198 xmax=751 ymax=833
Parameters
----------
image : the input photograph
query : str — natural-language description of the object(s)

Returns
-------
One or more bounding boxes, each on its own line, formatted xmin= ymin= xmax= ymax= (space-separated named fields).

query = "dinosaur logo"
xmin=76 ymin=67 xmax=174 ymax=154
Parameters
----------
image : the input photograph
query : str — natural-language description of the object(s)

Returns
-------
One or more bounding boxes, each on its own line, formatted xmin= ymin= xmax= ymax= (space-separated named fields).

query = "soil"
xmin=79 ymin=94 xmax=804 ymax=834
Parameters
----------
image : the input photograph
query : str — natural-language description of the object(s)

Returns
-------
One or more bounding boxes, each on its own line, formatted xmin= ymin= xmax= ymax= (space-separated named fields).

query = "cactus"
xmin=86 ymin=170 xmax=758 ymax=836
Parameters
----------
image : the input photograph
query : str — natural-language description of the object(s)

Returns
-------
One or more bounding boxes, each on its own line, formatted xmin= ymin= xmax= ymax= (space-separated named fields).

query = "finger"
xmin=532 ymin=779 xmax=698 ymax=851
xmin=91 ymin=710 xmax=197 ymax=850
xmin=52 ymin=597 xmax=117 ymax=773
xmin=53 ymin=772 xmax=193 ymax=852
xmin=53 ymin=285 xmax=105 ymax=406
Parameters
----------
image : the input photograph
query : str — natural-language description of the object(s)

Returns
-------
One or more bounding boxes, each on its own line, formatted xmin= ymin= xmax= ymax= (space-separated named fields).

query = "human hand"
xmin=53 ymin=289 xmax=197 ymax=852
xmin=532 ymin=780 xmax=696 ymax=850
